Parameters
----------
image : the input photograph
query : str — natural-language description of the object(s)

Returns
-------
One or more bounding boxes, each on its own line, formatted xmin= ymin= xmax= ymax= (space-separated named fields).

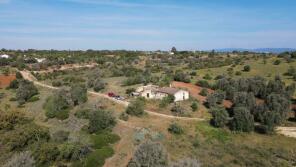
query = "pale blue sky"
xmin=0 ymin=0 xmax=295 ymax=50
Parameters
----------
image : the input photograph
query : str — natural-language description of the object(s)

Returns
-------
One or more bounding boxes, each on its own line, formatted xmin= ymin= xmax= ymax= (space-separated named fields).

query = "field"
xmin=1 ymin=50 xmax=296 ymax=167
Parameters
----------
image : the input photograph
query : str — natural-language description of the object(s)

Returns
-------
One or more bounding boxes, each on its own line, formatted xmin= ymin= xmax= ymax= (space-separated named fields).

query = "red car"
xmin=107 ymin=92 xmax=116 ymax=97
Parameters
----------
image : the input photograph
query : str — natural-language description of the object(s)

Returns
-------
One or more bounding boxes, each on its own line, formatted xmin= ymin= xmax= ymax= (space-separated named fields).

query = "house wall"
xmin=174 ymin=90 xmax=189 ymax=102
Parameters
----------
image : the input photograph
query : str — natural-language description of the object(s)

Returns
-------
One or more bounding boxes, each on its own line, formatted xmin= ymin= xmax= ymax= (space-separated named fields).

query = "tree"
xmin=206 ymin=90 xmax=225 ymax=108
xmin=88 ymin=110 xmax=116 ymax=133
xmin=70 ymin=84 xmax=88 ymax=105
xmin=159 ymin=95 xmax=175 ymax=108
xmin=171 ymin=104 xmax=185 ymax=116
xmin=243 ymin=65 xmax=251 ymax=72
xmin=233 ymin=92 xmax=256 ymax=111
xmin=266 ymin=93 xmax=290 ymax=124
xmin=44 ymin=89 xmax=72 ymax=120
xmin=93 ymin=79 xmax=105 ymax=92
xmin=16 ymin=79 xmax=38 ymax=104
xmin=210 ymin=106 xmax=229 ymax=128
xmin=273 ymin=59 xmax=281 ymax=65
xmin=127 ymin=142 xmax=168 ymax=167
xmin=191 ymin=101 xmax=198 ymax=112
xmin=174 ymin=70 xmax=190 ymax=83
xmin=199 ymin=88 xmax=208 ymax=96
xmin=231 ymin=107 xmax=254 ymax=132
xmin=168 ymin=123 xmax=183 ymax=134
xmin=171 ymin=47 xmax=177 ymax=54
xmin=126 ymin=98 xmax=145 ymax=116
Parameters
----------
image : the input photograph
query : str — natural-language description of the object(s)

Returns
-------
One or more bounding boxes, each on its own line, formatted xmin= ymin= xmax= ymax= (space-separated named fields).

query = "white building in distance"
xmin=0 ymin=54 xmax=10 ymax=59
xmin=135 ymin=84 xmax=189 ymax=102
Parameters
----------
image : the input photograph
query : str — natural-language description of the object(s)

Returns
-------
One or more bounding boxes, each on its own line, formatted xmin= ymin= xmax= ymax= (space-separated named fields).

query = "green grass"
xmin=195 ymin=57 xmax=296 ymax=85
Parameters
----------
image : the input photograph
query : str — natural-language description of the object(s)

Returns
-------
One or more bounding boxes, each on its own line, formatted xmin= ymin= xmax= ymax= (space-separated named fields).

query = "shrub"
xmin=84 ymin=147 xmax=114 ymax=167
xmin=210 ymin=106 xmax=229 ymax=128
xmin=75 ymin=109 xmax=91 ymax=119
xmin=88 ymin=110 xmax=116 ymax=133
xmin=171 ymin=105 xmax=184 ymax=116
xmin=231 ymin=107 xmax=254 ymax=132
xmin=93 ymin=79 xmax=105 ymax=92
xmin=203 ymin=74 xmax=212 ymax=80
xmin=235 ymin=71 xmax=242 ymax=76
xmin=52 ymin=130 xmax=69 ymax=142
xmin=44 ymin=91 xmax=71 ymax=120
xmin=199 ymin=88 xmax=208 ymax=96
xmin=27 ymin=95 xmax=39 ymax=102
xmin=273 ymin=59 xmax=281 ymax=65
xmin=52 ymin=81 xmax=62 ymax=87
xmin=33 ymin=143 xmax=60 ymax=166
xmin=0 ymin=111 xmax=28 ymax=130
xmin=127 ymin=142 xmax=168 ymax=167
xmin=196 ymin=80 xmax=210 ymax=88
xmin=16 ymin=79 xmax=38 ymax=104
xmin=119 ymin=112 xmax=129 ymax=121
xmin=174 ymin=70 xmax=191 ymax=83
xmin=191 ymin=101 xmax=198 ymax=112
xmin=70 ymin=84 xmax=88 ymax=105
xmin=168 ymin=123 xmax=183 ymax=135
xmin=8 ymin=79 xmax=19 ymax=89
xmin=159 ymin=95 xmax=175 ymax=108
xmin=91 ymin=132 xmax=120 ymax=149
xmin=126 ymin=88 xmax=136 ymax=95
xmin=3 ymin=151 xmax=35 ymax=167
xmin=243 ymin=65 xmax=251 ymax=72
xmin=126 ymin=98 xmax=145 ymax=117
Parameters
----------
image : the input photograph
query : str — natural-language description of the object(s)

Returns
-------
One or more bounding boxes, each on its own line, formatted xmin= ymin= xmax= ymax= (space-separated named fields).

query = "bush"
xmin=199 ymin=88 xmax=208 ymax=96
xmin=126 ymin=98 xmax=145 ymax=117
xmin=3 ymin=151 xmax=35 ymax=167
xmin=75 ymin=109 xmax=91 ymax=119
xmin=44 ymin=91 xmax=71 ymax=120
xmin=168 ymin=123 xmax=183 ymax=135
xmin=52 ymin=130 xmax=69 ymax=142
xmin=16 ymin=79 xmax=38 ymax=104
xmin=235 ymin=71 xmax=242 ymax=76
xmin=243 ymin=65 xmax=251 ymax=72
xmin=52 ymin=81 xmax=62 ymax=87
xmin=84 ymin=147 xmax=114 ymax=167
xmin=126 ymin=88 xmax=136 ymax=95
xmin=8 ymin=79 xmax=19 ymax=89
xmin=33 ymin=143 xmax=60 ymax=166
xmin=93 ymin=79 xmax=105 ymax=92
xmin=159 ymin=95 xmax=175 ymax=108
xmin=127 ymin=142 xmax=168 ymax=167
xmin=70 ymin=84 xmax=88 ymax=105
xmin=203 ymin=74 xmax=212 ymax=80
xmin=88 ymin=110 xmax=116 ymax=133
xmin=27 ymin=95 xmax=39 ymax=102
xmin=174 ymin=70 xmax=191 ymax=83
xmin=191 ymin=101 xmax=198 ymax=112
xmin=119 ymin=112 xmax=129 ymax=121
xmin=171 ymin=105 xmax=184 ymax=116
xmin=91 ymin=132 xmax=120 ymax=149
xmin=210 ymin=106 xmax=229 ymax=128
xmin=273 ymin=59 xmax=281 ymax=65
xmin=231 ymin=107 xmax=254 ymax=132
xmin=196 ymin=80 xmax=210 ymax=88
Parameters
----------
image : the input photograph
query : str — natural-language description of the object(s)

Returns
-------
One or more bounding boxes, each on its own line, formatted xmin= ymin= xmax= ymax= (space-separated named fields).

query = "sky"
xmin=0 ymin=0 xmax=296 ymax=50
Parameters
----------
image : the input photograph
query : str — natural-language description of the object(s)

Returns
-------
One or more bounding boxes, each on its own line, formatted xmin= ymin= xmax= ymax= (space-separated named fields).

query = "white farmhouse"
xmin=0 ymin=54 xmax=10 ymax=59
xmin=35 ymin=58 xmax=46 ymax=63
xmin=136 ymin=84 xmax=189 ymax=102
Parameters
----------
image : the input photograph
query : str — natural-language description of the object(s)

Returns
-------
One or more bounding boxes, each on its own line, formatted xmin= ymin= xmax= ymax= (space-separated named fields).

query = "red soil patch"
xmin=171 ymin=81 xmax=233 ymax=108
xmin=0 ymin=74 xmax=16 ymax=88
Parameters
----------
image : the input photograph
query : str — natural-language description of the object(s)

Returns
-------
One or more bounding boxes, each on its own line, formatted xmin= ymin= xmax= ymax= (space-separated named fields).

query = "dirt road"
xmin=20 ymin=70 xmax=205 ymax=121
xmin=277 ymin=127 xmax=296 ymax=138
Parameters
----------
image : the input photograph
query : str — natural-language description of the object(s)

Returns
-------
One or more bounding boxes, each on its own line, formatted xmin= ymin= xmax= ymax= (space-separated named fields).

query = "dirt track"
xmin=277 ymin=127 xmax=296 ymax=138
xmin=20 ymin=70 xmax=205 ymax=121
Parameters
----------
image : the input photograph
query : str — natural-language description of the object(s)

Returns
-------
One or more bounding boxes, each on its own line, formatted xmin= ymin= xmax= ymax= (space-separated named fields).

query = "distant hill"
xmin=214 ymin=48 xmax=296 ymax=53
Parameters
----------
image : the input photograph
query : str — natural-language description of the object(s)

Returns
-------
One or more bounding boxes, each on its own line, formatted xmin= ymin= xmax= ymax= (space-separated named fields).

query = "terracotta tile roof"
xmin=157 ymin=87 xmax=180 ymax=95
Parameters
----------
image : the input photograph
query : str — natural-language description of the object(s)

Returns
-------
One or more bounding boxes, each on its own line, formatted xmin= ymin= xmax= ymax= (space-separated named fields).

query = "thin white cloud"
xmin=62 ymin=0 xmax=183 ymax=9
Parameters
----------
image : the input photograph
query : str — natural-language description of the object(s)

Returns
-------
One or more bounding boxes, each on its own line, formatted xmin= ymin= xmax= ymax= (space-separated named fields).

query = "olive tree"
xmin=127 ymin=142 xmax=168 ymax=167
xmin=210 ymin=106 xmax=229 ymax=128
xmin=231 ymin=107 xmax=254 ymax=132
